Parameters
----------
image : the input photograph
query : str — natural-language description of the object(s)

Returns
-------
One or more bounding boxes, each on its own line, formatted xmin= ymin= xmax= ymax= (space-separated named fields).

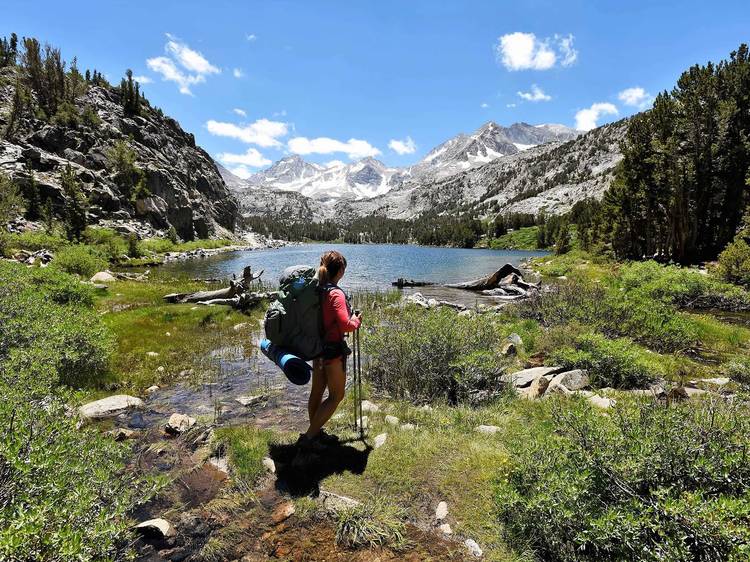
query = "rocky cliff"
xmin=0 ymin=66 xmax=237 ymax=240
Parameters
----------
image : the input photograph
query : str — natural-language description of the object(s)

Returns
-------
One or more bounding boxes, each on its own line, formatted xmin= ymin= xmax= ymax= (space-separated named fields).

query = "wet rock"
xmin=145 ymin=385 xmax=160 ymax=395
xmin=439 ymin=523 xmax=453 ymax=535
xmin=79 ymin=394 xmax=144 ymax=420
xmin=262 ymin=457 xmax=276 ymax=473
xmin=135 ymin=518 xmax=176 ymax=539
xmin=465 ymin=538 xmax=483 ymax=557
xmin=549 ymin=369 xmax=590 ymax=391
xmin=106 ymin=427 xmax=137 ymax=441
xmin=90 ymin=270 xmax=116 ymax=283
xmin=166 ymin=413 xmax=196 ymax=434
xmin=236 ymin=394 xmax=265 ymax=407
xmin=373 ymin=433 xmax=388 ymax=449
xmin=361 ymin=400 xmax=380 ymax=413
xmin=501 ymin=366 xmax=562 ymax=388
xmin=435 ymin=501 xmax=448 ymax=521
xmin=475 ymin=425 xmax=500 ymax=435
xmin=385 ymin=415 xmax=400 ymax=426
xmin=271 ymin=501 xmax=296 ymax=524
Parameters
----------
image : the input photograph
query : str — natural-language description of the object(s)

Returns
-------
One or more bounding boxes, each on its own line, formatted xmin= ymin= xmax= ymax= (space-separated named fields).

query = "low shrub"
xmin=721 ymin=355 xmax=750 ymax=387
xmin=7 ymin=230 xmax=68 ymax=252
xmin=496 ymin=398 xmax=750 ymax=561
xmin=549 ymin=332 xmax=657 ymax=388
xmin=365 ymin=307 xmax=505 ymax=403
xmin=51 ymin=244 xmax=108 ymax=278
xmin=717 ymin=237 xmax=750 ymax=288
xmin=83 ymin=227 xmax=128 ymax=260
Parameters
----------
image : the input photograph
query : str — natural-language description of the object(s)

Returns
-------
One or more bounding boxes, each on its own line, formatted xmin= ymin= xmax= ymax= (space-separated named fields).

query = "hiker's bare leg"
xmin=306 ymin=359 xmax=345 ymax=438
xmin=308 ymin=359 xmax=326 ymax=423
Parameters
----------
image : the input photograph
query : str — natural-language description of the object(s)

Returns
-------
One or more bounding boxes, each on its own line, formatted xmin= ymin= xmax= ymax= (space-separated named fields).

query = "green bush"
xmin=717 ymin=238 xmax=750 ymax=289
xmin=51 ymin=244 xmax=108 ymax=278
xmin=83 ymin=227 xmax=128 ymax=260
xmin=721 ymin=355 xmax=750 ymax=387
xmin=549 ymin=332 xmax=657 ymax=388
xmin=496 ymin=398 xmax=750 ymax=561
xmin=366 ymin=307 xmax=505 ymax=403
xmin=0 ymin=261 xmax=149 ymax=560
xmin=6 ymin=230 xmax=67 ymax=252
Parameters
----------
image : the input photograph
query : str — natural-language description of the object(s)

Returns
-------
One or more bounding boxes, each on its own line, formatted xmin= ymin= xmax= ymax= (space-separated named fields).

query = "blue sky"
xmin=4 ymin=1 xmax=750 ymax=176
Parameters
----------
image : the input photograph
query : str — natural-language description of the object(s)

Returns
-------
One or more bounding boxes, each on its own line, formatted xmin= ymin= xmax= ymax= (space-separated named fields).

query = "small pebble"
xmin=465 ymin=539 xmax=483 ymax=557
xmin=435 ymin=501 xmax=448 ymax=520
xmin=385 ymin=415 xmax=400 ymax=426
xmin=439 ymin=523 xmax=453 ymax=535
xmin=373 ymin=433 xmax=388 ymax=449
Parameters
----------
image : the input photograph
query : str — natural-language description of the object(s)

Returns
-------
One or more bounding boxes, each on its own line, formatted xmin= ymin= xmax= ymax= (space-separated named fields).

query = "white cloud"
xmin=233 ymin=68 xmax=244 ymax=78
xmin=288 ymin=137 xmax=381 ymax=159
xmin=133 ymin=75 xmax=153 ymax=84
xmin=556 ymin=34 xmax=578 ymax=67
xmin=246 ymin=33 xmax=257 ymax=41
xmin=147 ymin=34 xmax=220 ymax=95
xmin=480 ymin=102 xmax=490 ymax=109
xmin=227 ymin=165 xmax=255 ymax=179
xmin=517 ymin=84 xmax=551 ymax=102
xmin=388 ymin=136 xmax=417 ymax=155
xmin=232 ymin=108 xmax=247 ymax=117
xmin=575 ymin=102 xmax=618 ymax=131
xmin=506 ymin=103 xmax=517 ymax=108
xmin=217 ymin=147 xmax=271 ymax=168
xmin=495 ymin=32 xmax=577 ymax=71
xmin=165 ymin=33 xmax=220 ymax=75
xmin=206 ymin=118 xmax=288 ymax=147
xmin=618 ymin=87 xmax=653 ymax=109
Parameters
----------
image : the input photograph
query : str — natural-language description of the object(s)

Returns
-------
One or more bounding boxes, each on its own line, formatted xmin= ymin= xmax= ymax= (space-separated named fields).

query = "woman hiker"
xmin=297 ymin=250 xmax=362 ymax=450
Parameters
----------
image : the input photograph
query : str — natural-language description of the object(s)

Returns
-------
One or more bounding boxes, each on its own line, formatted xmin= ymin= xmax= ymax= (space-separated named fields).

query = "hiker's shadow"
xmin=269 ymin=438 xmax=372 ymax=497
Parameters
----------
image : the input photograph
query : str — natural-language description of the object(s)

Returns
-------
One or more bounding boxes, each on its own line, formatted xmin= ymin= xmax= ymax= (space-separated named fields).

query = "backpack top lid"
xmin=279 ymin=264 xmax=316 ymax=287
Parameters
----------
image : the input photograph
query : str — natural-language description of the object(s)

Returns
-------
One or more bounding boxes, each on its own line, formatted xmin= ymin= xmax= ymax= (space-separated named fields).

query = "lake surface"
xmin=160 ymin=243 xmax=549 ymax=306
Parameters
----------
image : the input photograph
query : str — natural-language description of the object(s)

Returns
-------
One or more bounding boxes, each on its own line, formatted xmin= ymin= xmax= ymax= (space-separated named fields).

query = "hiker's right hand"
xmin=354 ymin=311 xmax=363 ymax=321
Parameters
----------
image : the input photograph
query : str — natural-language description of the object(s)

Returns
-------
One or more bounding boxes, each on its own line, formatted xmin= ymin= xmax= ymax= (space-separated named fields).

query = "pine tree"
xmin=23 ymin=160 xmax=40 ymax=221
xmin=60 ymin=164 xmax=87 ymax=241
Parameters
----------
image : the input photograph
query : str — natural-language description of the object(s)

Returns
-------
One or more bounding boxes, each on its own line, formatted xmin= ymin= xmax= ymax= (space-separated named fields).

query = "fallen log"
xmin=445 ymin=263 xmax=525 ymax=291
xmin=163 ymin=267 xmax=268 ymax=310
xmin=392 ymin=278 xmax=436 ymax=288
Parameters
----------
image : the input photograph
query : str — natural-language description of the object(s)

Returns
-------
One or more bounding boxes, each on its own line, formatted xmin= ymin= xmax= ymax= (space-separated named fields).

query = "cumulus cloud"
xmin=324 ymin=160 xmax=346 ymax=169
xmin=517 ymin=84 xmax=551 ymax=102
xmin=480 ymin=102 xmax=490 ymax=109
xmin=133 ymin=75 xmax=153 ymax=84
xmin=233 ymin=68 xmax=244 ymax=78
xmin=575 ymin=102 xmax=619 ymax=131
xmin=232 ymin=108 xmax=247 ymax=117
xmin=495 ymin=32 xmax=577 ymax=71
xmin=288 ymin=137 xmax=381 ymax=159
xmin=246 ymin=33 xmax=257 ymax=41
xmin=206 ymin=118 xmax=288 ymax=148
xmin=216 ymin=147 xmax=271 ymax=168
xmin=147 ymin=34 xmax=220 ymax=95
xmin=227 ymin=165 xmax=255 ymax=179
xmin=618 ymin=87 xmax=653 ymax=109
xmin=506 ymin=103 xmax=517 ymax=108
xmin=388 ymin=136 xmax=417 ymax=155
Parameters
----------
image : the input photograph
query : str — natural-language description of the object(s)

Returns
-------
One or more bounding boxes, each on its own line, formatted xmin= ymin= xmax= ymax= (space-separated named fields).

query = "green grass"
xmin=140 ymin=237 xmax=235 ymax=254
xmin=488 ymin=226 xmax=541 ymax=250
xmin=213 ymin=425 xmax=279 ymax=485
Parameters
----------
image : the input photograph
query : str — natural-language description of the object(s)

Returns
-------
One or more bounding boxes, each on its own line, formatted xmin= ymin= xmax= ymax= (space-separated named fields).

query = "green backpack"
xmin=264 ymin=265 xmax=324 ymax=360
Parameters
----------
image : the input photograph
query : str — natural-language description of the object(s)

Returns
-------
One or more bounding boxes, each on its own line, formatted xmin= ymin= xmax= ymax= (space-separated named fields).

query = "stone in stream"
xmin=79 ymin=395 xmax=144 ymax=420
xmin=361 ymin=400 xmax=380 ymax=413
xmin=106 ymin=427 xmax=137 ymax=441
xmin=135 ymin=518 xmax=176 ymax=539
xmin=90 ymin=271 xmax=116 ymax=283
xmin=145 ymin=385 xmax=160 ymax=395
xmin=501 ymin=366 xmax=562 ymax=388
xmin=166 ymin=413 xmax=196 ymax=435
xmin=373 ymin=433 xmax=388 ymax=449
xmin=439 ymin=523 xmax=453 ymax=535
xmin=475 ymin=425 xmax=500 ymax=435
xmin=385 ymin=415 xmax=400 ymax=426
xmin=236 ymin=394 xmax=265 ymax=407
xmin=435 ymin=501 xmax=449 ymax=521
xmin=465 ymin=539 xmax=483 ymax=557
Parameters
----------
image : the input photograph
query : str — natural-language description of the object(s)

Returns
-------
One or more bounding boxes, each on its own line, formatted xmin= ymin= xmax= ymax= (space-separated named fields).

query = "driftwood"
xmin=163 ymin=266 xmax=270 ymax=310
xmin=392 ymin=278 xmax=436 ymax=288
xmin=445 ymin=263 xmax=526 ymax=291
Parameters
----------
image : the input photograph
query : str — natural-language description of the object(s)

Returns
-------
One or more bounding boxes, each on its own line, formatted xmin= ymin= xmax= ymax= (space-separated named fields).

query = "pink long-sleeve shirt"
xmin=321 ymin=287 xmax=361 ymax=342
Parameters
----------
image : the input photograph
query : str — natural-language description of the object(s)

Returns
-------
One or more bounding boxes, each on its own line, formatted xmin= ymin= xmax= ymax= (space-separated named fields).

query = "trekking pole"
xmin=356 ymin=327 xmax=364 ymax=439
xmin=352 ymin=330 xmax=359 ymax=433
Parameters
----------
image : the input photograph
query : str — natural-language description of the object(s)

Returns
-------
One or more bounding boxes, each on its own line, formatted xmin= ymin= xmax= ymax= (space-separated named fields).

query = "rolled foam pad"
xmin=259 ymin=339 xmax=312 ymax=386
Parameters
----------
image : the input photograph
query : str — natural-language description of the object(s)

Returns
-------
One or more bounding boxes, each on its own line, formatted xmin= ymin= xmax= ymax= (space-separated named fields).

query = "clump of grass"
xmin=335 ymin=495 xmax=407 ymax=550
xmin=140 ymin=237 xmax=235 ymax=254
xmin=214 ymin=425 xmax=278 ymax=486
xmin=489 ymin=226 xmax=541 ymax=250
xmin=51 ymin=244 xmax=108 ymax=278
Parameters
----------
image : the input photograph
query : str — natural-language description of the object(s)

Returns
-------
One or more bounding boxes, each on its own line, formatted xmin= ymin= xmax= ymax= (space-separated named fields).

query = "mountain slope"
xmin=0 ymin=65 xmax=237 ymax=239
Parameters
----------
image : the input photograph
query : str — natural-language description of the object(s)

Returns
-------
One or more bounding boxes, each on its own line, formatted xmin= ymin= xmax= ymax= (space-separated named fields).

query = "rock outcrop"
xmin=0 ymin=66 xmax=238 ymax=240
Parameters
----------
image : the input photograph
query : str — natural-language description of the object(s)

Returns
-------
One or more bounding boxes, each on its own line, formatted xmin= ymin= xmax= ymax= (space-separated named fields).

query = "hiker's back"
xmin=263 ymin=265 xmax=322 ymax=360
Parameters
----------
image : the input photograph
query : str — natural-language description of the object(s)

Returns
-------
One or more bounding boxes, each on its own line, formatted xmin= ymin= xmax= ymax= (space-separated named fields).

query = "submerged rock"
xmin=79 ymin=395 xmax=144 ymax=420
xmin=166 ymin=413 xmax=196 ymax=434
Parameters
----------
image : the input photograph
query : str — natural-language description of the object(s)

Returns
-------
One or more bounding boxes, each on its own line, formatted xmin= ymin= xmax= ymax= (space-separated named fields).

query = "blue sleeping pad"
xmin=259 ymin=338 xmax=312 ymax=385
